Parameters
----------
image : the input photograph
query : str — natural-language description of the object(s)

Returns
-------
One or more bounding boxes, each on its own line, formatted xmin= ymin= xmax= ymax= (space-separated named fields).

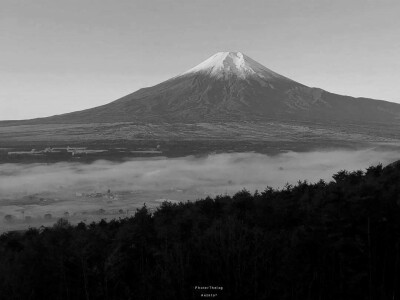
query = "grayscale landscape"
xmin=2 ymin=1 xmax=400 ymax=299
xmin=1 ymin=51 xmax=400 ymax=231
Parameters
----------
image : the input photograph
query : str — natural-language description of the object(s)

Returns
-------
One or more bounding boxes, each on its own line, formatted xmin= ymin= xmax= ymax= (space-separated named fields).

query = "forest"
xmin=1 ymin=161 xmax=400 ymax=300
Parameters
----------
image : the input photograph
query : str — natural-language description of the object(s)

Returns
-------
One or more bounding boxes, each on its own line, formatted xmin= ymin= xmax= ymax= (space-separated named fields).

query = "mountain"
xmin=3 ymin=51 xmax=400 ymax=125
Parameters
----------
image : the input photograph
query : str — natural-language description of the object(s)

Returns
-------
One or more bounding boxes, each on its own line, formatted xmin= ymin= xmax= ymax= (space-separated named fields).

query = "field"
xmin=1 ymin=120 xmax=399 ymax=161
xmin=1 ymin=120 xmax=399 ymax=232
xmin=0 ymin=120 xmax=399 ymax=143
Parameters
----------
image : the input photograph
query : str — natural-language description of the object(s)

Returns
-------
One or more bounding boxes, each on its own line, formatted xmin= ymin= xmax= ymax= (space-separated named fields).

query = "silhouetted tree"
xmin=1 ymin=163 xmax=400 ymax=299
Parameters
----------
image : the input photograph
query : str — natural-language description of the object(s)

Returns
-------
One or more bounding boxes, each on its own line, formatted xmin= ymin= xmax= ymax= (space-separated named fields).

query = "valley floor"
xmin=1 ymin=120 xmax=399 ymax=231
xmin=0 ymin=120 xmax=399 ymax=163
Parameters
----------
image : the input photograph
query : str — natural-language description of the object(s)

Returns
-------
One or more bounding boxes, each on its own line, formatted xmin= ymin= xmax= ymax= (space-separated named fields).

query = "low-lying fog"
xmin=0 ymin=149 xmax=398 ymax=231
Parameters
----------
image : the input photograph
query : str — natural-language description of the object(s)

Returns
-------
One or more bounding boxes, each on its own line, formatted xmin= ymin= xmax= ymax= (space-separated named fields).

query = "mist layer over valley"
xmin=1 ymin=149 xmax=398 ymax=231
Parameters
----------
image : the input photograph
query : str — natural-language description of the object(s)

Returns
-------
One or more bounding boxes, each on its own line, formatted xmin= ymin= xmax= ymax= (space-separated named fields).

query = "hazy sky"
xmin=1 ymin=0 xmax=400 ymax=120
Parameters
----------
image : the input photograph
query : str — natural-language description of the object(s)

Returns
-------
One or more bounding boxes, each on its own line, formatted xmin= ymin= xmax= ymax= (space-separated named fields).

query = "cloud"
xmin=0 ymin=149 xmax=398 ymax=199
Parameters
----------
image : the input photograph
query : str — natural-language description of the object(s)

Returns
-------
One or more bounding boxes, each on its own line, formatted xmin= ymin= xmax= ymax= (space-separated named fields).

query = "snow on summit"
xmin=182 ymin=51 xmax=289 ymax=81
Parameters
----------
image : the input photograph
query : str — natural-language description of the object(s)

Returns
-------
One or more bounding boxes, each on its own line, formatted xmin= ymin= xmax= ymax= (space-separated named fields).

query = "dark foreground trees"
xmin=1 ymin=163 xmax=400 ymax=300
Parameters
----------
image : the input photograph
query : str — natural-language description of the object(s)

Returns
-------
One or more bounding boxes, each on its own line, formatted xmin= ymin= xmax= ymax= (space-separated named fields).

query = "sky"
xmin=1 ymin=0 xmax=400 ymax=120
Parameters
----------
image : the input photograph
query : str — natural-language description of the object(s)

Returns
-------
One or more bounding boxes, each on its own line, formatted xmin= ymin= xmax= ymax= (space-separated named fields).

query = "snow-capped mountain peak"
xmin=7 ymin=51 xmax=400 ymax=126
xmin=181 ymin=51 xmax=288 ymax=81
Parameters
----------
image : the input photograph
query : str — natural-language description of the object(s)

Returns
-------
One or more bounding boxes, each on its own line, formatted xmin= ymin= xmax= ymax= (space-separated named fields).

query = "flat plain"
xmin=1 ymin=120 xmax=399 ymax=232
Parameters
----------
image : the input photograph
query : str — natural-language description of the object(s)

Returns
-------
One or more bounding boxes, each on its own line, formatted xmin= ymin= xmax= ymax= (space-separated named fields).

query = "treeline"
xmin=1 ymin=162 xmax=400 ymax=300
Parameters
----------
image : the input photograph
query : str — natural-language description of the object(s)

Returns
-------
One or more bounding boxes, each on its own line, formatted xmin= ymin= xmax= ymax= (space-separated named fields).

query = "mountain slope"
xmin=3 ymin=52 xmax=400 ymax=125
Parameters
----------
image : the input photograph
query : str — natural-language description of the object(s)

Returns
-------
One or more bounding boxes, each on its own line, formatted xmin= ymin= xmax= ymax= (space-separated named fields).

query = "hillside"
xmin=1 ymin=162 xmax=400 ymax=299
